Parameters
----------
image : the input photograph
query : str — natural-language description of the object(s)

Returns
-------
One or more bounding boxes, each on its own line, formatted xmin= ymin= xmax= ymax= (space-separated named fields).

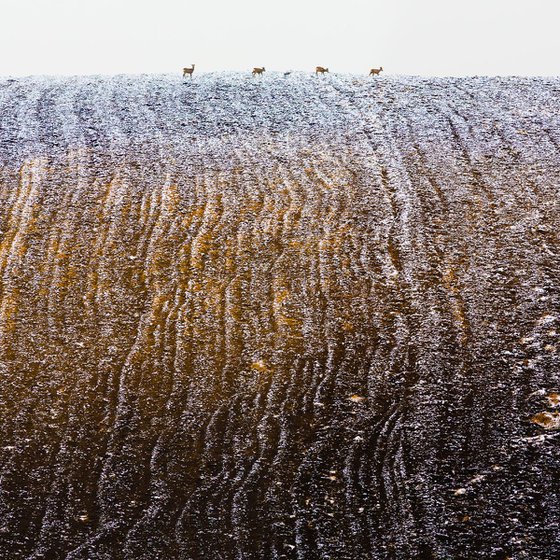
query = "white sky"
xmin=1 ymin=0 xmax=558 ymax=77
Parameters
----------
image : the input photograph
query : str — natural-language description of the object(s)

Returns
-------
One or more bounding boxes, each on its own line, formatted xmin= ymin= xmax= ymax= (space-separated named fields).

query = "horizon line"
xmin=2 ymin=71 xmax=559 ymax=80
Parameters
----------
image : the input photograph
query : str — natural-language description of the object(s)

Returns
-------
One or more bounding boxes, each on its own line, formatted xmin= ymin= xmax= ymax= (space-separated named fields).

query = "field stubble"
xmin=0 ymin=73 xmax=559 ymax=559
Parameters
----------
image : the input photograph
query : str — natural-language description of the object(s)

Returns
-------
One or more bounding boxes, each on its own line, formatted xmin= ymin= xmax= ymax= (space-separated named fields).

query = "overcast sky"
xmin=1 ymin=0 xmax=558 ymax=77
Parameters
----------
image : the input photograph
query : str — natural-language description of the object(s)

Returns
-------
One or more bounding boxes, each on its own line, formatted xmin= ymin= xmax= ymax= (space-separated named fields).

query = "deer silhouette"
xmin=182 ymin=64 xmax=195 ymax=78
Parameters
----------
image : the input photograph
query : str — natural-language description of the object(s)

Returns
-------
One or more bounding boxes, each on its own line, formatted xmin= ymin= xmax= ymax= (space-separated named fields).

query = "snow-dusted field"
xmin=0 ymin=73 xmax=559 ymax=559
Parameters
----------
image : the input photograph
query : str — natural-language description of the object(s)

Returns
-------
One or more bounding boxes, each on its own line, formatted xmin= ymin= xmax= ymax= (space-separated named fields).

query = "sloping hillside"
xmin=0 ymin=73 xmax=559 ymax=559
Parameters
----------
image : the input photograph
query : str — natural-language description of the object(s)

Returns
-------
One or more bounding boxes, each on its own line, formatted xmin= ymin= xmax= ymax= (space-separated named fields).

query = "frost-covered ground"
xmin=0 ymin=73 xmax=559 ymax=559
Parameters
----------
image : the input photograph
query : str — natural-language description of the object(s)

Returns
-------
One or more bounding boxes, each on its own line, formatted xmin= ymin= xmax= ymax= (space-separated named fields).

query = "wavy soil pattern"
xmin=0 ymin=73 xmax=559 ymax=559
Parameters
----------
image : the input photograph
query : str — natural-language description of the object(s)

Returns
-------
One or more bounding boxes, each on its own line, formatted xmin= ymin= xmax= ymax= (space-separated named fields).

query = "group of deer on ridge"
xmin=182 ymin=64 xmax=383 ymax=78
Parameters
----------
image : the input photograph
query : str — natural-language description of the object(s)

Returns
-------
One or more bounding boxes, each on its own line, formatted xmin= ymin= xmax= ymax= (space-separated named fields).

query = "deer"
xmin=182 ymin=64 xmax=195 ymax=79
xmin=369 ymin=67 xmax=383 ymax=77
xmin=252 ymin=67 xmax=265 ymax=77
xmin=315 ymin=66 xmax=329 ymax=76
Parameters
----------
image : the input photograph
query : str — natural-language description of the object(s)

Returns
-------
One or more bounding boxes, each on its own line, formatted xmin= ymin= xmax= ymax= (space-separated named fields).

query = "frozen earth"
xmin=0 ymin=72 xmax=559 ymax=559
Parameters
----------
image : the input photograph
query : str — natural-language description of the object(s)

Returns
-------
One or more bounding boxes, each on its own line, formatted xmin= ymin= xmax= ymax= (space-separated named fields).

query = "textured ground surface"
xmin=0 ymin=73 xmax=559 ymax=559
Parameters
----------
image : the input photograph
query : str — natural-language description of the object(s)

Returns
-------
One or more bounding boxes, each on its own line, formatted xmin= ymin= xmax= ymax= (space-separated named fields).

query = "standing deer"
xmin=369 ymin=67 xmax=383 ymax=77
xmin=315 ymin=66 xmax=329 ymax=76
xmin=252 ymin=67 xmax=265 ymax=77
xmin=183 ymin=64 xmax=195 ymax=78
